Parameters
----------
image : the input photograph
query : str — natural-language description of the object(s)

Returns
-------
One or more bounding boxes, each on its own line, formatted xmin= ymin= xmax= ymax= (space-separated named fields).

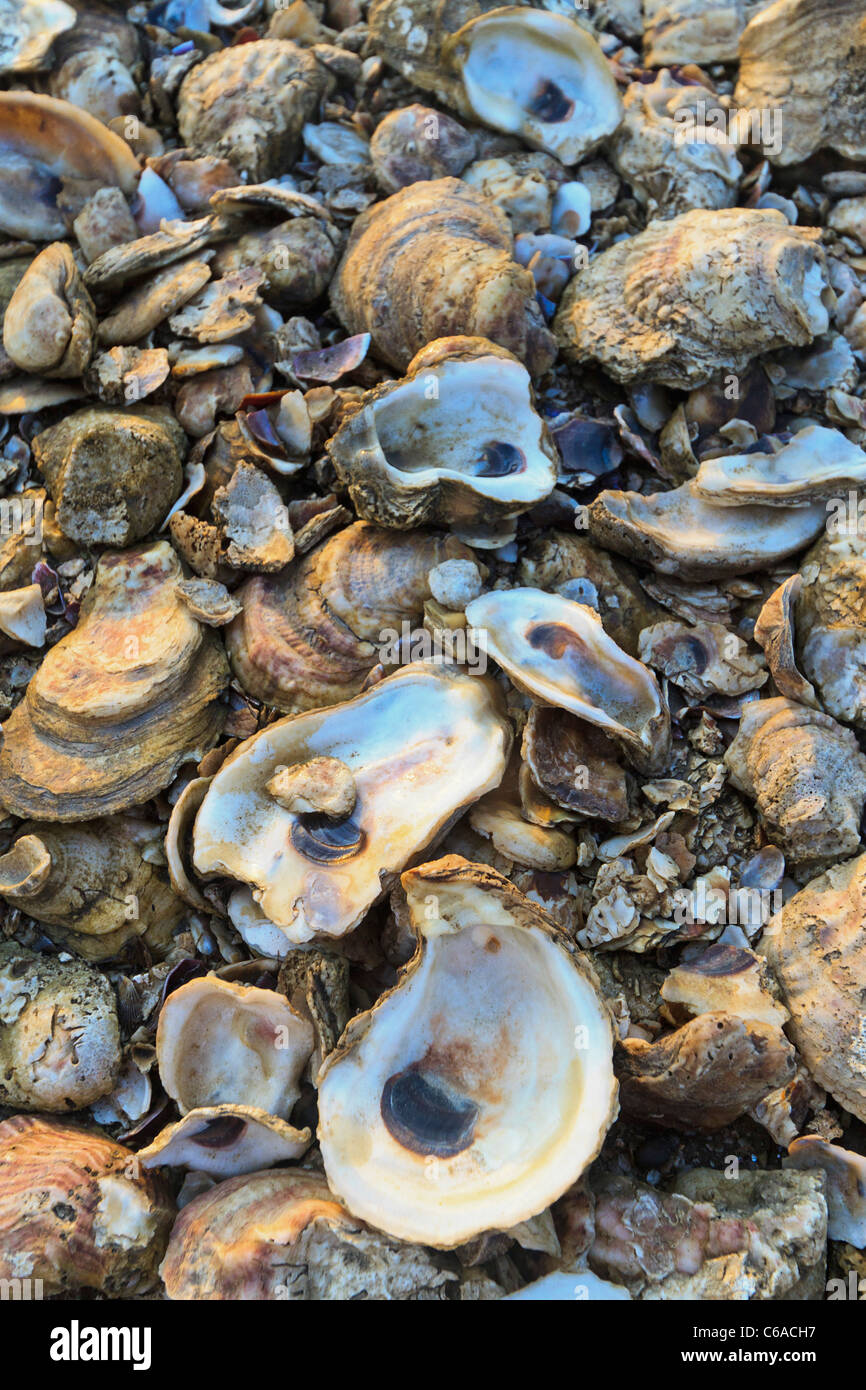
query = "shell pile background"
xmin=1 ymin=0 xmax=865 ymax=1303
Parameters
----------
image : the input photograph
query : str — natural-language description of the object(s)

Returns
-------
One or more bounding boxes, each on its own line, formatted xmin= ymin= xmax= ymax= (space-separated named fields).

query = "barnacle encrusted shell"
xmin=177 ymin=39 xmax=332 ymax=181
xmin=0 ymin=1115 xmax=174 ymax=1296
xmin=761 ymin=852 xmax=866 ymax=1123
xmin=0 ymin=542 xmax=229 ymax=821
xmin=554 ymin=209 xmax=833 ymax=389
xmin=330 ymin=178 xmax=556 ymax=376
xmin=0 ymin=818 xmax=185 ymax=961
xmin=724 ymin=697 xmax=866 ymax=866
xmin=318 ymin=856 xmax=617 ymax=1247
xmin=3 ymin=242 xmax=95 ymax=378
xmin=465 ymin=587 xmax=670 ymax=774
xmin=643 ymin=0 xmax=774 ymax=65
xmin=0 ymin=0 xmax=75 ymax=74
xmin=192 ymin=664 xmax=512 ymax=944
xmin=226 ymin=522 xmax=469 ymax=712
xmin=795 ymin=530 xmax=866 ymax=729
xmin=588 ymin=482 xmax=826 ymax=579
xmin=693 ymin=426 xmax=866 ymax=506
xmin=32 ymin=404 xmax=185 ymax=545
xmin=326 ymin=338 xmax=557 ymax=530
xmin=161 ymin=1168 xmax=454 ymax=1300
xmin=735 ymin=0 xmax=866 ymax=166
xmin=0 ymin=943 xmax=119 ymax=1110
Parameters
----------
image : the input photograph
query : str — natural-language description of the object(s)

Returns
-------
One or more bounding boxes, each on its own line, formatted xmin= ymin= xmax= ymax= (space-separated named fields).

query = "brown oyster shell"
xmin=0 ymin=541 xmax=229 ymax=821
xmin=796 ymin=529 xmax=866 ymax=730
xmin=2 ymin=242 xmax=95 ymax=378
xmin=0 ymin=0 xmax=76 ymax=76
xmin=369 ymin=104 xmax=477 ymax=194
xmin=521 ymin=706 xmax=630 ymax=823
xmin=0 ymin=1114 xmax=174 ymax=1297
xmin=754 ymin=573 xmax=818 ymax=708
xmin=638 ymin=619 xmax=767 ymax=698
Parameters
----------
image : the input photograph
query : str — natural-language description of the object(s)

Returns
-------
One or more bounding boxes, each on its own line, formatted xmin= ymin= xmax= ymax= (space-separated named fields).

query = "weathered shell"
xmin=0 ymin=583 xmax=46 ymax=647
xmin=327 ymin=338 xmax=557 ymax=530
xmin=48 ymin=5 xmax=140 ymax=128
xmin=32 ymin=404 xmax=185 ymax=545
xmin=796 ymin=530 xmax=866 ymax=730
xmin=177 ymin=39 xmax=333 ymax=181
xmin=0 ymin=1115 xmax=174 ymax=1297
xmin=226 ymin=521 xmax=469 ymax=712
xmin=660 ymin=943 xmax=789 ymax=1027
xmin=369 ymin=104 xmax=477 ymax=194
xmin=138 ymin=1106 xmax=310 ymax=1179
xmin=161 ymin=1168 xmax=454 ymax=1300
xmin=0 ymin=542 xmax=229 ymax=821
xmin=330 ymin=178 xmax=556 ymax=376
xmin=735 ymin=0 xmax=866 ymax=166
xmin=0 ymin=943 xmax=120 ymax=1110
xmin=96 ymin=257 xmax=213 ymax=348
xmin=638 ymin=619 xmax=767 ymax=698
xmin=753 ymin=573 xmax=818 ymax=708
xmin=0 ymin=818 xmax=185 ymax=961
xmin=318 ymin=856 xmax=618 ymax=1247
xmin=643 ymin=0 xmax=774 ymax=65
xmin=3 ymin=242 xmax=95 ymax=378
xmin=784 ymin=1137 xmax=866 ymax=1247
xmin=554 ymin=209 xmax=833 ymax=389
xmin=693 ymin=426 xmax=866 ymax=507
xmin=192 ymin=664 xmax=511 ymax=945
xmin=761 ymin=852 xmax=866 ymax=1123
xmin=466 ymin=587 xmax=670 ymax=774
xmin=0 ymin=0 xmax=75 ymax=75
xmin=724 ymin=697 xmax=866 ymax=866
xmin=522 ymin=706 xmax=629 ymax=823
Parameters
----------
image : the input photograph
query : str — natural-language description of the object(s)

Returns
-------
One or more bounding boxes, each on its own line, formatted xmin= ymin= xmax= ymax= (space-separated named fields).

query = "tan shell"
xmin=465 ymin=587 xmax=670 ymax=774
xmin=0 ymin=542 xmax=229 ymax=821
xmin=326 ymin=338 xmax=557 ymax=529
xmin=784 ymin=1137 xmax=866 ymax=1247
xmin=638 ymin=619 xmax=767 ymax=698
xmin=96 ymin=257 xmax=213 ymax=348
xmin=643 ymin=0 xmax=774 ymax=65
xmin=226 ymin=521 xmax=470 ymax=712
xmin=47 ymin=6 xmax=140 ymax=129
xmin=191 ymin=663 xmax=512 ymax=944
xmin=796 ymin=530 xmax=866 ymax=729
xmin=554 ymin=209 xmax=833 ymax=389
xmin=735 ymin=0 xmax=866 ymax=166
xmin=761 ymin=852 xmax=866 ymax=1123
xmin=694 ymin=426 xmax=866 ymax=506
xmin=0 ymin=1115 xmax=174 ymax=1297
xmin=32 ymin=404 xmax=185 ymax=545
xmin=660 ymin=943 xmax=789 ymax=1027
xmin=522 ymin=706 xmax=629 ymax=823
xmin=0 ymin=583 xmax=46 ymax=647
xmin=318 ymin=856 xmax=618 ymax=1247
xmin=0 ymin=943 xmax=120 ymax=1110
xmin=161 ymin=1168 xmax=453 ymax=1300
xmin=724 ymin=697 xmax=866 ymax=866
xmin=3 ymin=242 xmax=95 ymax=378
xmin=753 ymin=573 xmax=818 ymax=707
xmin=330 ymin=178 xmax=556 ymax=376
xmin=0 ymin=0 xmax=75 ymax=75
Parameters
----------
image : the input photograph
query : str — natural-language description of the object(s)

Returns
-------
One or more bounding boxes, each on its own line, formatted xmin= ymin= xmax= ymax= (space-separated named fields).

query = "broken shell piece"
xmin=0 ymin=0 xmax=76 ymax=75
xmin=267 ymin=757 xmax=356 ymax=820
xmin=84 ymin=346 xmax=171 ymax=404
xmin=0 ymin=1115 xmax=174 ymax=1297
xmin=96 ymin=257 xmax=213 ymax=348
xmin=0 ymin=833 xmax=50 ymax=897
xmin=156 ymin=975 xmax=314 ymax=1116
xmin=83 ymin=217 xmax=221 ymax=294
xmin=72 ymin=185 xmax=139 ymax=264
xmin=470 ymin=794 xmax=577 ymax=870
xmin=370 ymin=104 xmax=477 ymax=193
xmin=725 ymin=697 xmax=866 ymax=866
xmin=318 ymin=856 xmax=618 ymax=1248
xmin=522 ymin=706 xmax=629 ymax=823
xmin=660 ymin=944 xmax=789 ymax=1027
xmin=169 ymin=267 xmax=264 ymax=344
xmin=138 ymin=1105 xmax=311 ymax=1180
xmin=165 ymin=775 xmax=213 ymax=914
xmin=3 ymin=242 xmax=95 ymax=378
xmin=761 ymin=852 xmax=866 ymax=1123
xmin=735 ymin=0 xmax=866 ymax=166
xmin=615 ymin=1010 xmax=796 ymax=1131
xmin=0 ymin=583 xmax=46 ymax=646
xmin=753 ymin=574 xmax=818 ymax=708
xmin=638 ymin=620 xmax=767 ymax=698
xmin=643 ymin=0 xmax=772 ymax=65
xmin=784 ymin=1138 xmax=866 ymax=1248
xmin=428 ymin=558 xmax=482 ymax=612
xmin=0 ymin=92 xmax=140 ymax=240
xmin=176 ymin=578 xmax=242 ymax=627
xmin=330 ymin=178 xmax=555 ymax=376
xmin=796 ymin=530 xmax=866 ymax=729
xmin=555 ymin=209 xmax=833 ymax=389
xmin=0 ymin=818 xmax=185 ymax=961
xmin=327 ymin=339 xmax=557 ymax=530
xmin=177 ymin=39 xmax=333 ymax=182
xmin=466 ymin=587 xmax=670 ymax=774
xmin=192 ymin=663 xmax=512 ymax=944
xmin=0 ymin=942 xmax=120 ymax=1111
xmin=588 ymin=482 xmax=826 ymax=579
xmin=0 ymin=542 xmax=229 ymax=821
xmin=212 ymin=462 xmax=293 ymax=572
xmin=694 ymin=426 xmax=866 ymax=506
xmin=161 ymin=1167 xmax=454 ymax=1300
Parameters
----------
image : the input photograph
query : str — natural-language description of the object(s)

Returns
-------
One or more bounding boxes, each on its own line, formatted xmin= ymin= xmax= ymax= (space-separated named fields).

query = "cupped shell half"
xmin=693 ymin=425 xmax=866 ymax=507
xmin=318 ymin=856 xmax=618 ymax=1248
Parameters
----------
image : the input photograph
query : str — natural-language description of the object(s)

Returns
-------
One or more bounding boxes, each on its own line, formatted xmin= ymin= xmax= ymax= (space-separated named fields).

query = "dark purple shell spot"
xmin=381 ymin=1066 xmax=478 ymax=1158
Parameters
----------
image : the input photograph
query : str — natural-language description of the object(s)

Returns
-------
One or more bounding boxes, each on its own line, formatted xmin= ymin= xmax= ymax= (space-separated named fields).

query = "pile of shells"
xmin=1 ymin=0 xmax=865 ymax=1307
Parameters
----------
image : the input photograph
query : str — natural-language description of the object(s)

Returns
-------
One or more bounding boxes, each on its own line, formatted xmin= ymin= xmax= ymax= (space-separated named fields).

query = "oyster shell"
xmin=554 ymin=209 xmax=833 ymax=389
xmin=0 ymin=542 xmax=229 ymax=821
xmin=191 ymin=664 xmax=512 ymax=944
xmin=0 ymin=0 xmax=75 ymax=75
xmin=522 ymin=706 xmax=630 ymax=822
xmin=317 ymin=856 xmax=618 ymax=1247
xmin=753 ymin=573 xmax=818 ymax=708
xmin=643 ymin=0 xmax=774 ymax=65
xmin=2 ymin=242 xmax=95 ymax=378
xmin=638 ymin=619 xmax=767 ymax=698
xmin=659 ymin=943 xmax=789 ymax=1027
xmin=369 ymin=104 xmax=477 ymax=194
xmin=796 ymin=530 xmax=866 ymax=730
xmin=761 ymin=852 xmax=866 ymax=1123
xmin=330 ymin=177 xmax=556 ymax=376
xmin=784 ymin=1138 xmax=866 ymax=1247
xmin=694 ymin=426 xmax=866 ymax=507
xmin=465 ymin=587 xmax=670 ymax=773
xmin=138 ymin=1106 xmax=311 ymax=1179
xmin=326 ymin=338 xmax=557 ymax=530
xmin=0 ymin=1115 xmax=174 ymax=1297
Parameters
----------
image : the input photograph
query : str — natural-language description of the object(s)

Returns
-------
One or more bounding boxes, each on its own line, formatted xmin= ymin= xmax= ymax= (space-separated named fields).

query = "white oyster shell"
xmin=694 ymin=425 xmax=866 ymax=506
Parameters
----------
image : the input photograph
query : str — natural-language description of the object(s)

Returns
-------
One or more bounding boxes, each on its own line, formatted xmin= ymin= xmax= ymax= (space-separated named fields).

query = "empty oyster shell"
xmin=555 ymin=209 xmax=833 ymax=389
xmin=724 ymin=697 xmax=866 ymax=866
xmin=161 ymin=1168 xmax=454 ymax=1300
xmin=795 ymin=530 xmax=866 ymax=729
xmin=522 ymin=706 xmax=629 ymax=823
xmin=638 ymin=619 xmax=767 ymax=698
xmin=753 ymin=573 xmax=818 ymax=708
xmin=192 ymin=663 xmax=511 ymax=944
xmin=0 ymin=943 xmax=119 ymax=1110
xmin=3 ymin=242 xmax=95 ymax=378
xmin=465 ymin=587 xmax=670 ymax=774
xmin=784 ymin=1138 xmax=866 ymax=1247
xmin=138 ymin=1106 xmax=311 ymax=1179
xmin=0 ymin=542 xmax=229 ymax=821
xmin=327 ymin=338 xmax=557 ymax=530
xmin=643 ymin=0 xmax=773 ymax=65
xmin=761 ymin=852 xmax=866 ymax=1123
xmin=330 ymin=178 xmax=556 ymax=376
xmin=318 ymin=856 xmax=618 ymax=1247
xmin=694 ymin=426 xmax=866 ymax=506
xmin=0 ymin=0 xmax=76 ymax=75
xmin=660 ymin=943 xmax=789 ymax=1027
xmin=0 ymin=1115 xmax=174 ymax=1297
